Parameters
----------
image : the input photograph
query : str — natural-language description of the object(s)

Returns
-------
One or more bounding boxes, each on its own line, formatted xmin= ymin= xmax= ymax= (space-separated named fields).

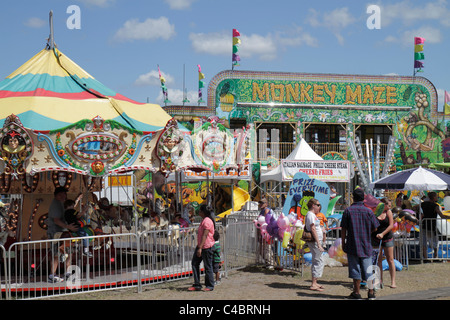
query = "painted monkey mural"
xmin=399 ymin=90 xmax=444 ymax=165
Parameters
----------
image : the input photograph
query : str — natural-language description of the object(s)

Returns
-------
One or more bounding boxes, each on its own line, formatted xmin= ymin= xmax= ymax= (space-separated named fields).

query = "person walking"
xmin=258 ymin=198 xmax=275 ymax=270
xmin=188 ymin=204 xmax=215 ymax=291
xmin=341 ymin=188 xmax=379 ymax=300
xmin=421 ymin=192 xmax=450 ymax=259
xmin=305 ymin=198 xmax=325 ymax=291
xmin=373 ymin=198 xmax=396 ymax=289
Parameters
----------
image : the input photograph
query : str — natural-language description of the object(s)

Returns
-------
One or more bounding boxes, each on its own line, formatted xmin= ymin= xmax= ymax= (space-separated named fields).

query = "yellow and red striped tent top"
xmin=0 ymin=47 xmax=171 ymax=133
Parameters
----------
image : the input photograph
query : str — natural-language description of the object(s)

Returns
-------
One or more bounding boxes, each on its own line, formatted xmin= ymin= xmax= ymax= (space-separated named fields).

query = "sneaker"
xmin=347 ymin=292 xmax=362 ymax=300
xmin=65 ymin=272 xmax=73 ymax=280
xmin=215 ymin=280 xmax=221 ymax=286
xmin=203 ymin=288 xmax=213 ymax=292
xmin=48 ymin=274 xmax=63 ymax=283
xmin=368 ymin=291 xmax=376 ymax=300
xmin=59 ymin=253 xmax=68 ymax=263
xmin=83 ymin=251 xmax=93 ymax=257
xmin=188 ymin=286 xmax=201 ymax=291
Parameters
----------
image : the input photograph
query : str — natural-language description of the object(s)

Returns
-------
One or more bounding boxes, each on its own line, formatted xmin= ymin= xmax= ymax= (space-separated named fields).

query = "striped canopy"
xmin=0 ymin=47 xmax=171 ymax=132
xmin=370 ymin=166 xmax=450 ymax=190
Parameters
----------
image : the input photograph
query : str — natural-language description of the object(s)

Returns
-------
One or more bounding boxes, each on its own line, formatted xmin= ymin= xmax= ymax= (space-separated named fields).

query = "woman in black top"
xmin=373 ymin=198 xmax=396 ymax=289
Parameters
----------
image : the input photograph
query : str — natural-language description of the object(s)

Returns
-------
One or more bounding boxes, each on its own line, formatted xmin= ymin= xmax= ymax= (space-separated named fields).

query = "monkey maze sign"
xmin=250 ymin=80 xmax=406 ymax=106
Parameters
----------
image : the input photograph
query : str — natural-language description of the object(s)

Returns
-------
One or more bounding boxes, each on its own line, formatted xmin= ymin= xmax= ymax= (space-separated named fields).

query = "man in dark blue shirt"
xmin=341 ymin=188 xmax=379 ymax=300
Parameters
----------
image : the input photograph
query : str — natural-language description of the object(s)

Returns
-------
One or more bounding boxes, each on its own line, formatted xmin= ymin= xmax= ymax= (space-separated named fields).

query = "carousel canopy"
xmin=0 ymin=47 xmax=171 ymax=132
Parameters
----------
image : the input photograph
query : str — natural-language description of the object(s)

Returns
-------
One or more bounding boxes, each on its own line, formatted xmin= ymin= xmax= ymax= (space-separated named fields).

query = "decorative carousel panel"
xmin=155 ymin=118 xmax=186 ymax=173
xmin=25 ymin=115 xmax=156 ymax=176
xmin=191 ymin=118 xmax=235 ymax=172
xmin=0 ymin=114 xmax=33 ymax=176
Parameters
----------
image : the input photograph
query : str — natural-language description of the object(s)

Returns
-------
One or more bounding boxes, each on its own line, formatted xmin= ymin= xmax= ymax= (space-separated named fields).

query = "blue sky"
xmin=0 ymin=0 xmax=449 ymax=110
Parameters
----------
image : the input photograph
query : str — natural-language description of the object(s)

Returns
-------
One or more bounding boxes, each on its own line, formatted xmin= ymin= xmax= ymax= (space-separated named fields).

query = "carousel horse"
xmin=167 ymin=214 xmax=192 ymax=250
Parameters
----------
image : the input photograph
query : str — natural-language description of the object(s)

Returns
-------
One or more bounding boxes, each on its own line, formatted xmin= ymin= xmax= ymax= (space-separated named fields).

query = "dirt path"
xmin=53 ymin=261 xmax=450 ymax=301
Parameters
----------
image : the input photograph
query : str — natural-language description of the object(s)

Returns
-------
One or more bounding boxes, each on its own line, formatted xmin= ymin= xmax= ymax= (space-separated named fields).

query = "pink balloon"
xmin=261 ymin=223 xmax=267 ymax=232
xmin=277 ymin=214 xmax=289 ymax=229
xmin=328 ymin=246 xmax=337 ymax=258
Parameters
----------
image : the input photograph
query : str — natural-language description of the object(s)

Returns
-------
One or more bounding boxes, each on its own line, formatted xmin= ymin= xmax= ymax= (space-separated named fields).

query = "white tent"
xmin=261 ymin=138 xmax=323 ymax=183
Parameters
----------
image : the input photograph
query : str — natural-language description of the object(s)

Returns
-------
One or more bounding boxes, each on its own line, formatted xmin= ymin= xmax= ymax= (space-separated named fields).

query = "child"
xmin=64 ymin=199 xmax=92 ymax=257
xmin=212 ymin=230 xmax=222 ymax=285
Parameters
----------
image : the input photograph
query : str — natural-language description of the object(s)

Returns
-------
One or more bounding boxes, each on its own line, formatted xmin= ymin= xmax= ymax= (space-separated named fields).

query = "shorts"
xmin=213 ymin=262 xmax=221 ymax=273
xmin=382 ymin=238 xmax=394 ymax=248
xmin=347 ymin=254 xmax=373 ymax=281
xmin=421 ymin=230 xmax=438 ymax=249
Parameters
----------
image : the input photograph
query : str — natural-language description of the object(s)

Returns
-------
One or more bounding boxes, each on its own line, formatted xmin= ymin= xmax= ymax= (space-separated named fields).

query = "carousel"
xmin=0 ymin=30 xmax=178 ymax=244
xmin=0 ymin=34 xmax=252 ymax=247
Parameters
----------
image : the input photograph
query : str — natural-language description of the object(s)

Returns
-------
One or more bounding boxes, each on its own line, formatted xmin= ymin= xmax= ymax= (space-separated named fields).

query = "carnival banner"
xmin=282 ymin=171 xmax=330 ymax=223
xmin=281 ymin=159 xmax=350 ymax=182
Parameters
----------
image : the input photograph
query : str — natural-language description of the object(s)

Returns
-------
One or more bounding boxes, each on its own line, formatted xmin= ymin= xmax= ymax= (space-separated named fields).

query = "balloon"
xmin=364 ymin=193 xmax=381 ymax=210
xmin=303 ymin=252 xmax=312 ymax=263
xmin=281 ymin=231 xmax=291 ymax=248
xmin=293 ymin=229 xmax=303 ymax=246
xmin=328 ymin=246 xmax=337 ymax=258
xmin=254 ymin=216 xmax=265 ymax=229
xmin=278 ymin=228 xmax=285 ymax=239
xmin=374 ymin=203 xmax=385 ymax=217
xmin=392 ymin=222 xmax=398 ymax=233
xmin=277 ymin=213 xmax=289 ymax=229
xmin=265 ymin=213 xmax=272 ymax=225
xmin=260 ymin=223 xmax=267 ymax=234
xmin=288 ymin=213 xmax=297 ymax=225
xmin=333 ymin=238 xmax=342 ymax=248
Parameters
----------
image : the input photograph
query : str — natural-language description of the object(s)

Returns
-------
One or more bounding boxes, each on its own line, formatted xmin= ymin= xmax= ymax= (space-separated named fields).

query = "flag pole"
xmin=413 ymin=37 xmax=416 ymax=77
xmin=231 ymin=29 xmax=234 ymax=71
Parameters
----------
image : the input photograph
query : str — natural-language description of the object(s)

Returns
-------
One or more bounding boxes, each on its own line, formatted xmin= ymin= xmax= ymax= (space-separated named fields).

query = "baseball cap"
xmin=258 ymin=198 xmax=268 ymax=204
xmin=352 ymin=188 xmax=365 ymax=202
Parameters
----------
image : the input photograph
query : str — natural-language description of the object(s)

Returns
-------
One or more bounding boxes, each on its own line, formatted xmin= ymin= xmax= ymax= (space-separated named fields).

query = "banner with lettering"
xmin=282 ymin=171 xmax=330 ymax=223
xmin=281 ymin=160 xmax=350 ymax=182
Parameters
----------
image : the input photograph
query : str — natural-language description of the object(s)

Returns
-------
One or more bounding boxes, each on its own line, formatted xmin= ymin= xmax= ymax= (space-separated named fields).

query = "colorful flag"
xmin=414 ymin=60 xmax=424 ymax=68
xmin=198 ymin=64 xmax=205 ymax=104
xmin=445 ymin=91 xmax=450 ymax=115
xmin=414 ymin=37 xmax=425 ymax=45
xmin=158 ymin=65 xmax=170 ymax=103
xmin=414 ymin=52 xmax=425 ymax=60
xmin=414 ymin=44 xmax=424 ymax=52
xmin=413 ymin=37 xmax=425 ymax=75
xmin=232 ymin=29 xmax=240 ymax=69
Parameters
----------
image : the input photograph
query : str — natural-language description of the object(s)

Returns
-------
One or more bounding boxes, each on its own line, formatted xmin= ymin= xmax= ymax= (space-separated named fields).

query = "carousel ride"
xmin=0 ymin=30 xmax=252 ymax=251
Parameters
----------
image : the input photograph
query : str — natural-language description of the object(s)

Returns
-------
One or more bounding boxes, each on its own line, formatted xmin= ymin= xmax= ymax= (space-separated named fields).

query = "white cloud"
xmin=381 ymin=0 xmax=450 ymax=27
xmin=305 ymin=7 xmax=357 ymax=45
xmin=24 ymin=17 xmax=46 ymax=28
xmin=189 ymin=28 xmax=318 ymax=61
xmin=76 ymin=0 xmax=115 ymax=7
xmin=134 ymin=70 xmax=175 ymax=87
xmin=385 ymin=26 xmax=442 ymax=46
xmin=164 ymin=0 xmax=197 ymax=10
xmin=156 ymin=88 xmax=199 ymax=105
xmin=114 ymin=17 xmax=175 ymax=42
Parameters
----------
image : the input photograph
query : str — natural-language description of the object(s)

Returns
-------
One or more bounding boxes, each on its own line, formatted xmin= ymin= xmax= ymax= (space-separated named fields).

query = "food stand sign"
xmin=281 ymin=160 xmax=350 ymax=182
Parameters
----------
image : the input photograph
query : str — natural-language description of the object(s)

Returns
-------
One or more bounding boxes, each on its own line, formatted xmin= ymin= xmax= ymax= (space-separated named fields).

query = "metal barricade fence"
xmin=2 ymin=217 xmax=312 ymax=300
xmin=406 ymin=217 xmax=450 ymax=263
xmin=222 ymin=221 xmax=258 ymax=273
xmin=6 ymin=233 xmax=139 ymax=300
xmin=138 ymin=225 xmax=199 ymax=291
xmin=0 ymin=244 xmax=8 ymax=300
